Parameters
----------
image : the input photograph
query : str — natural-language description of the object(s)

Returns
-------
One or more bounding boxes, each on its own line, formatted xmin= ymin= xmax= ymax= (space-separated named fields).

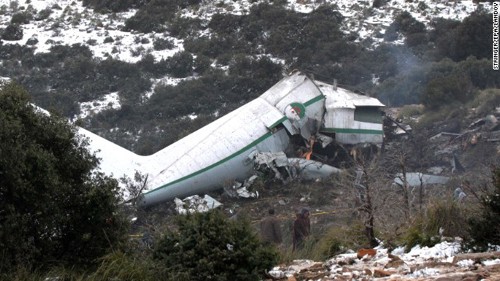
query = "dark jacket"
xmin=260 ymin=215 xmax=283 ymax=244
xmin=293 ymin=213 xmax=310 ymax=250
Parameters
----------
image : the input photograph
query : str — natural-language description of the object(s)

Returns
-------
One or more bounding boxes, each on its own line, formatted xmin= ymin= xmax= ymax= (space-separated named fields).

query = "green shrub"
xmin=11 ymin=11 xmax=32 ymax=24
xmin=422 ymin=73 xmax=473 ymax=110
xmin=168 ymin=16 xmax=202 ymax=38
xmin=313 ymin=222 xmax=370 ymax=260
xmin=2 ymin=24 xmax=23 ymax=40
xmin=153 ymin=37 xmax=174 ymax=51
xmin=400 ymin=200 xmax=468 ymax=252
xmin=193 ymin=55 xmax=211 ymax=75
xmin=0 ymin=83 xmax=128 ymax=270
xmin=459 ymin=57 xmax=500 ymax=89
xmin=153 ymin=210 xmax=279 ymax=281
xmin=35 ymin=7 xmax=52 ymax=20
xmin=467 ymin=166 xmax=500 ymax=251
xmin=82 ymin=0 xmax=145 ymax=13
xmin=86 ymin=251 xmax=157 ymax=281
xmin=396 ymin=104 xmax=424 ymax=120
xmin=416 ymin=105 xmax=464 ymax=132
xmin=469 ymin=88 xmax=500 ymax=116
xmin=167 ymin=51 xmax=193 ymax=78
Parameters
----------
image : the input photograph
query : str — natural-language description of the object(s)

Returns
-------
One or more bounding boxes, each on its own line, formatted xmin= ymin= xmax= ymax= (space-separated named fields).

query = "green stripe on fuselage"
xmin=144 ymin=132 xmax=273 ymax=195
xmin=268 ymin=116 xmax=288 ymax=129
xmin=304 ymin=94 xmax=325 ymax=106
xmin=145 ymin=94 xmax=326 ymax=196
xmin=321 ymin=128 xmax=383 ymax=135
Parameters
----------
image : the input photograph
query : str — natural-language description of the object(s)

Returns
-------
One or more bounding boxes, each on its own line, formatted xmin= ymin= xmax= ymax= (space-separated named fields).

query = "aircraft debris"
xmin=453 ymin=187 xmax=466 ymax=202
xmin=174 ymin=194 xmax=222 ymax=214
xmin=394 ymin=172 xmax=449 ymax=187
xmin=451 ymin=153 xmax=465 ymax=173
xmin=223 ymin=175 xmax=260 ymax=199
xmin=78 ymin=71 xmax=385 ymax=207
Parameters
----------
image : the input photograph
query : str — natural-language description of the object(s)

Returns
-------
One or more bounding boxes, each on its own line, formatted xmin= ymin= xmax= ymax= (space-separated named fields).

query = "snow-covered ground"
xmin=0 ymin=0 xmax=492 ymax=63
xmin=270 ymin=240 xmax=500 ymax=280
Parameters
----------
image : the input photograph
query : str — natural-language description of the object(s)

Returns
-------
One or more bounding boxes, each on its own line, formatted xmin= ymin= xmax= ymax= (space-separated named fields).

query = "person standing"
xmin=260 ymin=208 xmax=283 ymax=246
xmin=293 ymin=208 xmax=310 ymax=251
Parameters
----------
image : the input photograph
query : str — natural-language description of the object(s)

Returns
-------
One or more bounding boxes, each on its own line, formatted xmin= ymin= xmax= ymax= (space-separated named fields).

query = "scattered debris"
xmin=453 ymin=187 xmax=467 ymax=201
xmin=224 ymin=175 xmax=260 ymax=199
xmin=174 ymin=194 xmax=222 ymax=214
xmin=393 ymin=172 xmax=449 ymax=187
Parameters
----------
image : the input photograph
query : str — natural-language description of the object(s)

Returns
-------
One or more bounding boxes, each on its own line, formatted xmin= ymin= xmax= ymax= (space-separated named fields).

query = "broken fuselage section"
xmin=85 ymin=71 xmax=385 ymax=207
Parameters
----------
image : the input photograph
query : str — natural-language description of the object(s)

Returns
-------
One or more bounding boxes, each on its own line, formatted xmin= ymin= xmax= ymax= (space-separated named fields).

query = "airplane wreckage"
xmin=80 ymin=71 xmax=386 ymax=207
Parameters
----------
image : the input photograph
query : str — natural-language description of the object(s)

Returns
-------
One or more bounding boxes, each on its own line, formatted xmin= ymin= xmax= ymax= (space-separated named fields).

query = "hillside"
xmin=0 ymin=0 xmax=497 ymax=154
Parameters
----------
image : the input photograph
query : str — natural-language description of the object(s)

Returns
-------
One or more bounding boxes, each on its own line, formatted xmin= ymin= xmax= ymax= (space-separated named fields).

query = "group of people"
xmin=259 ymin=207 xmax=311 ymax=251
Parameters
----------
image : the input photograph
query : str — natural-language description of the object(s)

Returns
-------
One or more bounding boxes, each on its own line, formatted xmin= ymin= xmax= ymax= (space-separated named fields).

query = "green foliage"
xmin=400 ymin=200 xmax=468 ymax=252
xmin=376 ymin=56 xmax=496 ymax=108
xmin=35 ymin=7 xmax=52 ymax=21
xmin=82 ymin=0 xmax=145 ymax=12
xmin=313 ymin=222 xmax=370 ymax=260
xmin=0 ymin=82 xmax=128 ymax=270
xmin=467 ymin=167 xmax=500 ymax=251
xmin=458 ymin=57 xmax=500 ymax=89
xmin=154 ymin=210 xmax=279 ymax=281
xmin=396 ymin=104 xmax=424 ymax=120
xmin=167 ymin=51 xmax=193 ymax=78
xmin=469 ymin=88 xmax=500 ymax=116
xmin=124 ymin=0 xmax=201 ymax=33
xmin=1 ymin=251 xmax=158 ymax=280
xmin=415 ymin=104 xmax=465 ymax=133
xmin=11 ymin=11 xmax=32 ymax=24
xmin=393 ymin=11 xmax=426 ymax=34
xmin=153 ymin=37 xmax=174 ymax=51
xmin=422 ymin=73 xmax=473 ymax=110
xmin=432 ymin=12 xmax=492 ymax=61
xmin=401 ymin=223 xmax=437 ymax=252
xmin=385 ymin=11 xmax=425 ymax=42
xmin=145 ymin=60 xmax=281 ymax=123
xmin=86 ymin=251 xmax=157 ymax=280
xmin=1 ymin=24 xmax=23 ymax=40
xmin=168 ymin=16 xmax=202 ymax=38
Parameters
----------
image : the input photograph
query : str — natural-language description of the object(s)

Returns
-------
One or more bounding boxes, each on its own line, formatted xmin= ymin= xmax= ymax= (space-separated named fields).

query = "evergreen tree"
xmin=0 ymin=82 xmax=127 ymax=270
xmin=154 ymin=210 xmax=279 ymax=281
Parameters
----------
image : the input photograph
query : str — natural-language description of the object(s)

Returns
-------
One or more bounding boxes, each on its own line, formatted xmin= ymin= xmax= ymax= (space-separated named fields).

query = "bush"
xmin=433 ymin=12 xmax=492 ymax=61
xmin=168 ymin=16 xmax=202 ymax=38
xmin=400 ymin=200 xmax=468 ymax=252
xmin=2 ymin=24 xmax=23 ymax=40
xmin=167 ymin=51 xmax=193 ymax=78
xmin=469 ymin=88 xmax=500 ymax=116
xmin=193 ymin=55 xmax=211 ymax=75
xmin=467 ymin=166 xmax=500 ymax=251
xmin=82 ymin=0 xmax=144 ymax=12
xmin=396 ymin=104 xmax=424 ymax=120
xmin=313 ymin=221 xmax=370 ymax=260
xmin=35 ymin=7 xmax=52 ymax=20
xmin=11 ymin=11 xmax=32 ymax=24
xmin=0 ymin=82 xmax=128 ymax=270
xmin=422 ymin=73 xmax=473 ymax=110
xmin=123 ymin=0 xmax=202 ymax=33
xmin=153 ymin=210 xmax=279 ymax=281
xmin=153 ymin=37 xmax=174 ymax=51
xmin=86 ymin=251 xmax=157 ymax=280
